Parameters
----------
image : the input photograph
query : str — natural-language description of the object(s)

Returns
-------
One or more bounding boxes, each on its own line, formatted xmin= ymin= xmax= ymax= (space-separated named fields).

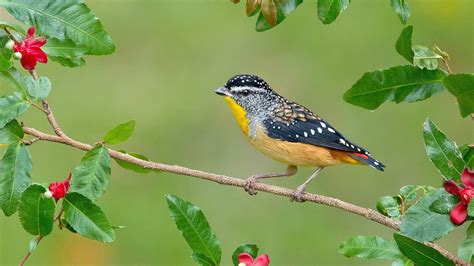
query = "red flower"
xmin=238 ymin=253 xmax=270 ymax=266
xmin=443 ymin=168 xmax=474 ymax=225
xmin=13 ymin=27 xmax=47 ymax=70
xmin=48 ymin=174 xmax=72 ymax=202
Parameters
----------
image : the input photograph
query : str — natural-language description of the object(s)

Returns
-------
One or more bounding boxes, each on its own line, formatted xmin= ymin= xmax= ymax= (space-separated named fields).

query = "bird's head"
xmin=215 ymin=74 xmax=277 ymax=116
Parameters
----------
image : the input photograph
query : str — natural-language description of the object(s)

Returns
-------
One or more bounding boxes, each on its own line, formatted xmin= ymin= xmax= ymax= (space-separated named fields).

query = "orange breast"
xmin=248 ymin=124 xmax=362 ymax=167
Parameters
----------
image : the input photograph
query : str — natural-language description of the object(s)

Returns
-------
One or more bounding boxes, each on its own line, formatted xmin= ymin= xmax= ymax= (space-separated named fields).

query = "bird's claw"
xmin=244 ymin=176 xmax=259 ymax=196
xmin=290 ymin=185 xmax=307 ymax=203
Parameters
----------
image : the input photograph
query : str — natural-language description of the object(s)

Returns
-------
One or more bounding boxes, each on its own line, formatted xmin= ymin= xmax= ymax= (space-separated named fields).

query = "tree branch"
xmin=18 ymin=103 xmax=468 ymax=266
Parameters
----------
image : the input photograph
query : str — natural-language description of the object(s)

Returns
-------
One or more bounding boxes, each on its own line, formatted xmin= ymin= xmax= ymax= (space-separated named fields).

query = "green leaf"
xmin=458 ymin=223 xmax=474 ymax=263
xmin=0 ymin=20 xmax=26 ymax=36
xmin=400 ymin=188 xmax=454 ymax=242
xmin=460 ymin=144 xmax=474 ymax=169
xmin=423 ymin=118 xmax=464 ymax=180
xmin=317 ymin=0 xmax=351 ymax=25
xmin=103 ymin=120 xmax=135 ymax=145
xmin=393 ymin=233 xmax=454 ymax=266
xmin=0 ymin=35 xmax=12 ymax=71
xmin=399 ymin=185 xmax=419 ymax=202
xmin=70 ymin=145 xmax=111 ymax=201
xmin=18 ymin=184 xmax=55 ymax=236
xmin=443 ymin=74 xmax=474 ymax=118
xmin=390 ymin=0 xmax=410 ymax=24
xmin=23 ymin=75 xmax=51 ymax=101
xmin=429 ymin=194 xmax=458 ymax=214
xmin=343 ymin=65 xmax=446 ymax=110
xmin=412 ymin=45 xmax=442 ymax=70
xmin=114 ymin=150 xmax=152 ymax=174
xmin=0 ymin=93 xmax=30 ymax=128
xmin=255 ymin=0 xmax=303 ymax=32
xmin=49 ymin=56 xmax=85 ymax=68
xmin=192 ymin=253 xmax=215 ymax=266
xmin=0 ymin=67 xmax=27 ymax=94
xmin=395 ymin=26 xmax=414 ymax=63
xmin=339 ymin=235 xmax=404 ymax=260
xmin=0 ymin=119 xmax=24 ymax=145
xmin=62 ymin=192 xmax=115 ymax=243
xmin=166 ymin=194 xmax=221 ymax=265
xmin=28 ymin=237 xmax=38 ymax=252
xmin=0 ymin=142 xmax=32 ymax=216
xmin=42 ymin=38 xmax=86 ymax=68
xmin=468 ymin=201 xmax=474 ymax=217
xmin=0 ymin=0 xmax=115 ymax=55
xmin=376 ymin=196 xmax=401 ymax=219
xmin=232 ymin=244 xmax=259 ymax=266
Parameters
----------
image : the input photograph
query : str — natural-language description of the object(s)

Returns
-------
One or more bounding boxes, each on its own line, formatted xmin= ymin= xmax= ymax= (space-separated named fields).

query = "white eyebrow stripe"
xmin=230 ymin=86 xmax=266 ymax=93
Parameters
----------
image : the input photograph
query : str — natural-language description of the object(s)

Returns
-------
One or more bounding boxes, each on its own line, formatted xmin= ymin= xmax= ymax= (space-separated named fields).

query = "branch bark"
xmin=18 ymin=102 xmax=468 ymax=266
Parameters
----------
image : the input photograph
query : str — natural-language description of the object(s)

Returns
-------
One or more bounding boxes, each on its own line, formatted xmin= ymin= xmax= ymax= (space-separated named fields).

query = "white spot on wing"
xmin=320 ymin=122 xmax=326 ymax=128
xmin=317 ymin=127 xmax=323 ymax=134
xmin=328 ymin=127 xmax=335 ymax=133
xmin=310 ymin=129 xmax=315 ymax=135
xmin=304 ymin=132 xmax=308 ymax=137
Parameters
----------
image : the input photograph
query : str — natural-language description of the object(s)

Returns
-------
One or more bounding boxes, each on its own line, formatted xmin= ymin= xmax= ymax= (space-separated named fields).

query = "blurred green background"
xmin=0 ymin=0 xmax=473 ymax=265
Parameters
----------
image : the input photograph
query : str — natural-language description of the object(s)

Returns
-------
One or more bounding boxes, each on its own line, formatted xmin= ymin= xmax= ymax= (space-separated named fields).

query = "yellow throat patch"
xmin=224 ymin=96 xmax=249 ymax=135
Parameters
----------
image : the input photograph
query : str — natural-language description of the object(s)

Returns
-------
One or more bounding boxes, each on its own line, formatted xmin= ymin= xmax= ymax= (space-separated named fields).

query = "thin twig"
xmin=27 ymin=100 xmax=48 ymax=114
xmin=18 ymin=208 xmax=64 ymax=266
xmin=21 ymin=137 xmax=39 ymax=146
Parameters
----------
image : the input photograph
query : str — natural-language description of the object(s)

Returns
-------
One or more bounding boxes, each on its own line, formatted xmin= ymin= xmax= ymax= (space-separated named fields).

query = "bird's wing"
xmin=263 ymin=116 xmax=370 ymax=155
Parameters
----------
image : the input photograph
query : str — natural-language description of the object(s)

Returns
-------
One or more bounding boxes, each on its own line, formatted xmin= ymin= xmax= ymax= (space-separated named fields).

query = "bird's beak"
xmin=214 ymin=87 xmax=231 ymax=97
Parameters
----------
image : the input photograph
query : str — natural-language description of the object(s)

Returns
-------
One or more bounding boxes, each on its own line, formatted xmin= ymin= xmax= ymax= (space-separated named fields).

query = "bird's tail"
xmin=349 ymin=153 xmax=385 ymax=171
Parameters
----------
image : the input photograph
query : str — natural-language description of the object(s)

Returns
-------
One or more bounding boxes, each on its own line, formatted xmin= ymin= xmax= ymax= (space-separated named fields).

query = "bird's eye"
xmin=241 ymin=89 xmax=250 ymax=96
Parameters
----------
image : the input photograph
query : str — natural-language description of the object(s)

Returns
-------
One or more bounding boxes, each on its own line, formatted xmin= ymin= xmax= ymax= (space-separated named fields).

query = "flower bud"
xmin=13 ymin=52 xmax=22 ymax=60
xmin=44 ymin=190 xmax=53 ymax=198
xmin=238 ymin=263 xmax=246 ymax=266
xmin=5 ymin=39 xmax=14 ymax=50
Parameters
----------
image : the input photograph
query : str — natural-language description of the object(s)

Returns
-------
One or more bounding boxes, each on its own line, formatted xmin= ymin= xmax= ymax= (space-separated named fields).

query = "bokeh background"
xmin=0 ymin=0 xmax=473 ymax=265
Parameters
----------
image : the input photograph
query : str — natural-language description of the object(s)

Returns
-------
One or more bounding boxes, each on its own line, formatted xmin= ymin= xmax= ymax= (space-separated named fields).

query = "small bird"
xmin=215 ymin=74 xmax=385 ymax=201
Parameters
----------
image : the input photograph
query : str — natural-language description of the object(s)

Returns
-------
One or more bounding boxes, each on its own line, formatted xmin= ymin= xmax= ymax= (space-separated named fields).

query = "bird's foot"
xmin=290 ymin=185 xmax=307 ymax=203
xmin=244 ymin=175 xmax=260 ymax=196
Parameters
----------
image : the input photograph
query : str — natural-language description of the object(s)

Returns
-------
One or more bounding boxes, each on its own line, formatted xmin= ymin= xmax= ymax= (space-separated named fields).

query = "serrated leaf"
xmin=423 ymin=118 xmax=464 ymax=180
xmin=18 ymin=184 xmax=55 ymax=236
xmin=390 ymin=0 xmax=410 ymax=24
xmin=317 ymin=0 xmax=351 ymax=25
xmin=460 ymin=145 xmax=474 ymax=169
xmin=255 ymin=0 xmax=302 ymax=32
xmin=192 ymin=253 xmax=215 ymax=266
xmin=458 ymin=223 xmax=474 ymax=263
xmin=166 ymin=194 xmax=221 ymax=265
xmin=395 ymin=26 xmax=414 ymax=63
xmin=63 ymin=192 xmax=115 ymax=242
xmin=429 ymin=194 xmax=458 ymax=214
xmin=0 ymin=142 xmax=32 ymax=216
xmin=0 ymin=119 xmax=23 ymax=145
xmin=339 ymin=235 xmax=404 ymax=260
xmin=376 ymin=196 xmax=401 ymax=219
xmin=400 ymin=189 xmax=454 ymax=242
xmin=0 ymin=0 xmax=115 ymax=55
xmin=70 ymin=145 xmax=111 ymax=201
xmin=49 ymin=56 xmax=85 ymax=68
xmin=232 ymin=244 xmax=259 ymax=266
xmin=114 ymin=150 xmax=152 ymax=174
xmin=0 ymin=93 xmax=30 ymax=128
xmin=42 ymin=38 xmax=87 ymax=68
xmin=22 ymin=75 xmax=51 ymax=101
xmin=103 ymin=120 xmax=135 ymax=145
xmin=343 ymin=65 xmax=446 ymax=110
xmin=393 ymin=233 xmax=454 ymax=266
xmin=412 ymin=45 xmax=442 ymax=70
xmin=443 ymin=74 xmax=474 ymax=118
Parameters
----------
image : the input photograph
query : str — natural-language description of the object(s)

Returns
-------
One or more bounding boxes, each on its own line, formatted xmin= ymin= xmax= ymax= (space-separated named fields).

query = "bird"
xmin=215 ymin=74 xmax=385 ymax=202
